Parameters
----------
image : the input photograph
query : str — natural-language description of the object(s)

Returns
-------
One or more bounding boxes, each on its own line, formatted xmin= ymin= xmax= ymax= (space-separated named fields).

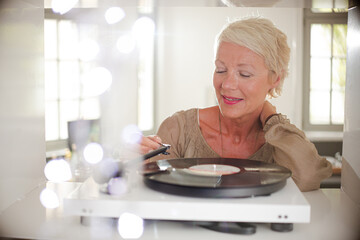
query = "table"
xmin=0 ymin=181 xmax=359 ymax=240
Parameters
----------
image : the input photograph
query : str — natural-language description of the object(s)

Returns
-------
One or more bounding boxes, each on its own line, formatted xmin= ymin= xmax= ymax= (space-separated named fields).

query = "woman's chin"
xmin=219 ymin=107 xmax=245 ymax=119
xmin=219 ymin=105 xmax=261 ymax=120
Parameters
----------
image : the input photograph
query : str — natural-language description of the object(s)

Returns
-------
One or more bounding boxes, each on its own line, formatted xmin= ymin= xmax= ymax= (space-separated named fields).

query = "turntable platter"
xmin=143 ymin=158 xmax=292 ymax=198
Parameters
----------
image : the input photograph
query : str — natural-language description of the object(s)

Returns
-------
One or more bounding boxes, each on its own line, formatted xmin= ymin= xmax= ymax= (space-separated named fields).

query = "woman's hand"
xmin=139 ymin=135 xmax=162 ymax=155
xmin=260 ymin=101 xmax=277 ymax=127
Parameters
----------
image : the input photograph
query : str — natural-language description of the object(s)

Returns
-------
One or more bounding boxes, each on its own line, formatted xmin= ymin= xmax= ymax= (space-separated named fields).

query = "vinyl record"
xmin=142 ymin=158 xmax=292 ymax=198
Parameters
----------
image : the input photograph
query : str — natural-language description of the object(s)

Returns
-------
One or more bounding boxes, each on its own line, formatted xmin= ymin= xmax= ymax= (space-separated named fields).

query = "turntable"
xmin=64 ymin=156 xmax=311 ymax=234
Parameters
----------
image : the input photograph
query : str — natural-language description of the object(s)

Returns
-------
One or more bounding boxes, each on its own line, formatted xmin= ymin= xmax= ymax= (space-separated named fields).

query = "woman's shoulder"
xmin=171 ymin=107 xmax=218 ymax=125
xmin=159 ymin=108 xmax=198 ymax=129
xmin=157 ymin=108 xmax=200 ymax=147
xmin=173 ymin=108 xmax=198 ymax=117
xmin=160 ymin=106 xmax=219 ymax=131
xmin=199 ymin=106 xmax=219 ymax=127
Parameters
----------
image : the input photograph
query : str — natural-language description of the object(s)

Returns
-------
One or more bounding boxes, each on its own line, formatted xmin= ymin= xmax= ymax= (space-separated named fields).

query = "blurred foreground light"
xmin=108 ymin=177 xmax=128 ymax=196
xmin=105 ymin=7 xmax=126 ymax=24
xmin=44 ymin=159 xmax=72 ymax=182
xmin=116 ymin=34 xmax=136 ymax=54
xmin=132 ymin=17 xmax=155 ymax=45
xmin=83 ymin=143 xmax=104 ymax=164
xmin=92 ymin=158 xmax=119 ymax=184
xmin=40 ymin=188 xmax=60 ymax=209
xmin=81 ymin=67 xmax=112 ymax=96
xmin=117 ymin=212 xmax=144 ymax=239
xmin=51 ymin=0 xmax=79 ymax=15
xmin=122 ymin=124 xmax=142 ymax=145
xmin=78 ymin=39 xmax=99 ymax=61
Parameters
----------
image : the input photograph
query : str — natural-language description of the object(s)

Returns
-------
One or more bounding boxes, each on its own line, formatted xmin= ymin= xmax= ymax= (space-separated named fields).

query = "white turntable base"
xmin=64 ymin=177 xmax=310 ymax=224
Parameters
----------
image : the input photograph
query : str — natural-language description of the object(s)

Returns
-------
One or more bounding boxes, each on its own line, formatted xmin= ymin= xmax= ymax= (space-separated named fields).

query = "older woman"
xmin=140 ymin=17 xmax=332 ymax=192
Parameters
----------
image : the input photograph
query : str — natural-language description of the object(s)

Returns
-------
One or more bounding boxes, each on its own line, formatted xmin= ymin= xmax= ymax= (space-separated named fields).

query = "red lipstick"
xmin=222 ymin=95 xmax=243 ymax=105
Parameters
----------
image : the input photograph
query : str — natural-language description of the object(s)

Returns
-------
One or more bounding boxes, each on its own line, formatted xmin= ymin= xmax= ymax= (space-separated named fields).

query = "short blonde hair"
xmin=215 ymin=17 xmax=290 ymax=98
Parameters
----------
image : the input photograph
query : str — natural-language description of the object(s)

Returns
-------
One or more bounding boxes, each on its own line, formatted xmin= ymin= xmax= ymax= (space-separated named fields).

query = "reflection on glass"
xmin=311 ymin=24 xmax=331 ymax=57
xmin=310 ymin=91 xmax=330 ymax=124
xmin=310 ymin=58 xmax=331 ymax=90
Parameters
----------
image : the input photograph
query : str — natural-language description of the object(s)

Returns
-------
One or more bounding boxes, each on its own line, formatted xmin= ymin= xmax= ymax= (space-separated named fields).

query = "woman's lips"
xmin=222 ymin=95 xmax=243 ymax=105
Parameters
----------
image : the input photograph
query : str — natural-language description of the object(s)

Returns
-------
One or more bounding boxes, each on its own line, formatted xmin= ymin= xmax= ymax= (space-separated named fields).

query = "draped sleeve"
xmin=263 ymin=114 xmax=333 ymax=191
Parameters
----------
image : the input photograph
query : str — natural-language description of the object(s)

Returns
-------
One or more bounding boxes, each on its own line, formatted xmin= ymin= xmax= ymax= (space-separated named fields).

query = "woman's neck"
xmin=218 ymin=107 xmax=262 ymax=144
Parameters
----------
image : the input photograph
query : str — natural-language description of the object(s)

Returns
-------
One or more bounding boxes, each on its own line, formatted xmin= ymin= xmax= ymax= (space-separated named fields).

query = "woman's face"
xmin=213 ymin=41 xmax=278 ymax=119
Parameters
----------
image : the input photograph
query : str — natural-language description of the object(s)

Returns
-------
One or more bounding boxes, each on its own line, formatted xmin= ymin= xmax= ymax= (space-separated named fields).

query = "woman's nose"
xmin=221 ymin=73 xmax=238 ymax=90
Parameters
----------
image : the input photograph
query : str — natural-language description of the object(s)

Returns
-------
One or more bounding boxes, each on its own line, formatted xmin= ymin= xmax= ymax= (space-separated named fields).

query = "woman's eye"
xmin=215 ymin=70 xmax=226 ymax=73
xmin=240 ymin=73 xmax=251 ymax=77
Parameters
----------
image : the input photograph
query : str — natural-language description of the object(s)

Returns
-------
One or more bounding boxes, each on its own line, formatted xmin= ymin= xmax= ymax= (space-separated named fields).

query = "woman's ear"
xmin=272 ymin=74 xmax=281 ymax=88
xmin=267 ymin=72 xmax=281 ymax=98
xmin=268 ymin=71 xmax=280 ymax=89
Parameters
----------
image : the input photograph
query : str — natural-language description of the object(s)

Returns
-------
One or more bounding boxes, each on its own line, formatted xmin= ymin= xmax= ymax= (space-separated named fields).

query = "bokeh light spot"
xmin=78 ymin=39 xmax=99 ymax=61
xmin=117 ymin=212 xmax=144 ymax=239
xmin=83 ymin=143 xmax=104 ymax=164
xmin=121 ymin=124 xmax=142 ymax=145
xmin=81 ymin=67 xmax=112 ymax=96
xmin=105 ymin=7 xmax=126 ymax=24
xmin=108 ymin=177 xmax=127 ymax=196
xmin=44 ymin=158 xmax=72 ymax=182
xmin=132 ymin=17 xmax=155 ymax=46
xmin=52 ymin=0 xmax=78 ymax=15
xmin=116 ymin=34 xmax=136 ymax=54
xmin=40 ymin=188 xmax=60 ymax=209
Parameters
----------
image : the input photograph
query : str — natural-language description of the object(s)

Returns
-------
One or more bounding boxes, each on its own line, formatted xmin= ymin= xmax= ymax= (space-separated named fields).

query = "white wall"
xmin=0 ymin=1 xmax=46 ymax=213
xmin=341 ymin=5 xmax=360 ymax=204
xmin=155 ymin=7 xmax=303 ymax=130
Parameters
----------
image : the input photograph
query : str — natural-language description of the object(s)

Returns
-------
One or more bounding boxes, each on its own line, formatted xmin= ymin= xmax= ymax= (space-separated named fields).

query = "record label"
xmin=186 ymin=164 xmax=241 ymax=176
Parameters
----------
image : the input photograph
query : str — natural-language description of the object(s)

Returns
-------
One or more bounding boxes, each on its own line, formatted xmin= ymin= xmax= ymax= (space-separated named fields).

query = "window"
xmin=45 ymin=17 xmax=101 ymax=147
xmin=303 ymin=1 xmax=348 ymax=131
xmin=45 ymin=7 xmax=156 ymax=151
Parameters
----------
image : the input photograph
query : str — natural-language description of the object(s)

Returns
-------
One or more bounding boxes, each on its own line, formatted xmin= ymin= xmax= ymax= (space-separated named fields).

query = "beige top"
xmin=153 ymin=108 xmax=332 ymax=192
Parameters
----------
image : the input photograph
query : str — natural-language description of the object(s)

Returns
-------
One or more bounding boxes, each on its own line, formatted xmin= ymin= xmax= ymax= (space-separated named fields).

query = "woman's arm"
xmin=263 ymin=113 xmax=333 ymax=192
xmin=141 ymin=111 xmax=186 ymax=162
